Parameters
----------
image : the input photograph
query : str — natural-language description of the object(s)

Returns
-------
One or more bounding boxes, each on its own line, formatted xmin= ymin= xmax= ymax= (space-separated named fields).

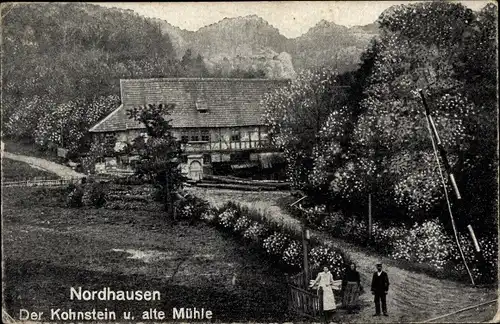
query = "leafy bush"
xmin=451 ymin=234 xmax=498 ymax=284
xmin=282 ymin=240 xmax=302 ymax=269
xmin=82 ymin=182 xmax=107 ymax=208
xmin=263 ymin=232 xmax=291 ymax=256
xmin=174 ymin=194 xmax=210 ymax=223
xmin=217 ymin=208 xmax=238 ymax=229
xmin=111 ymin=175 xmax=149 ymax=186
xmin=319 ymin=211 xmax=345 ymax=235
xmin=391 ymin=220 xmax=454 ymax=269
xmin=243 ymin=222 xmax=268 ymax=243
xmin=371 ymin=224 xmax=407 ymax=254
xmin=233 ymin=216 xmax=252 ymax=233
xmin=309 ymin=246 xmax=346 ymax=279
xmin=66 ymin=186 xmax=84 ymax=208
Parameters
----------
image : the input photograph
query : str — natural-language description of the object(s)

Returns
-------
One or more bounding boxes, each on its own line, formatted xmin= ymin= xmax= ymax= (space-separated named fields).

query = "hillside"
xmin=156 ymin=15 xmax=379 ymax=75
xmin=287 ymin=20 xmax=379 ymax=72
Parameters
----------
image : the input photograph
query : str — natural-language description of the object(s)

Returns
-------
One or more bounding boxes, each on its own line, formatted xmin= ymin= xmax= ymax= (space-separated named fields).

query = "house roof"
xmin=89 ymin=78 xmax=289 ymax=132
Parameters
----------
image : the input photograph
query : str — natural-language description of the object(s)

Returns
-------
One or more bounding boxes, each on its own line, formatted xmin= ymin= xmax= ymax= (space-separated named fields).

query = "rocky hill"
xmin=157 ymin=15 xmax=379 ymax=77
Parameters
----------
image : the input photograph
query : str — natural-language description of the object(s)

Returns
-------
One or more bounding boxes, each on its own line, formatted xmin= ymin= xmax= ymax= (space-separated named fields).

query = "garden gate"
xmin=287 ymin=272 xmax=322 ymax=319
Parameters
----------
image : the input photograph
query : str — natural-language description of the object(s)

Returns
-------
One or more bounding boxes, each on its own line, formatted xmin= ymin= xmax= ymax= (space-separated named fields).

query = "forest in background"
xmin=1 ymin=3 xmax=267 ymax=155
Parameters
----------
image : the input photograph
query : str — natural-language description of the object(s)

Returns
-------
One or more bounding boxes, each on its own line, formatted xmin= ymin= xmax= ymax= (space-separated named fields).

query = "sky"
xmin=94 ymin=1 xmax=493 ymax=38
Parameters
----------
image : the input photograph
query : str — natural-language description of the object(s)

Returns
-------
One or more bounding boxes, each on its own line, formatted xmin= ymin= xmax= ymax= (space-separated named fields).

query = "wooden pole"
xmin=291 ymin=195 xmax=310 ymax=288
xmin=420 ymin=91 xmax=475 ymax=285
xmin=467 ymin=225 xmax=481 ymax=253
xmin=302 ymin=219 xmax=309 ymax=288
xmin=421 ymin=93 xmax=461 ymax=200
xmin=368 ymin=193 xmax=372 ymax=241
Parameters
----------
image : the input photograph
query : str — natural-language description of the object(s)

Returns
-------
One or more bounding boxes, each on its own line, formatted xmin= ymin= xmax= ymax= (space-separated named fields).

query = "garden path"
xmin=2 ymin=151 xmax=85 ymax=179
xmin=186 ymin=186 xmax=498 ymax=323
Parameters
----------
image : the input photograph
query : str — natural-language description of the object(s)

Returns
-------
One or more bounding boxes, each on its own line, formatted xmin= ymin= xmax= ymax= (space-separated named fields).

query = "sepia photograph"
xmin=1 ymin=1 xmax=498 ymax=323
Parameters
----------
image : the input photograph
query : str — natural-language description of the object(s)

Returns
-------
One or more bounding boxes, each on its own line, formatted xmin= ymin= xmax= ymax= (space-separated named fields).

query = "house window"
xmin=231 ymin=131 xmax=240 ymax=142
xmin=191 ymin=135 xmax=199 ymax=142
xmin=201 ymin=130 xmax=210 ymax=142
xmin=181 ymin=135 xmax=189 ymax=143
xmin=195 ymin=102 xmax=208 ymax=113
xmin=117 ymin=155 xmax=129 ymax=168
xmin=203 ymin=154 xmax=211 ymax=164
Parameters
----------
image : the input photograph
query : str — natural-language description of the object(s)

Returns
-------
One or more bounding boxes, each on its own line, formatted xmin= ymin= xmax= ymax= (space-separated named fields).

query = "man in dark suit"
xmin=371 ymin=263 xmax=389 ymax=316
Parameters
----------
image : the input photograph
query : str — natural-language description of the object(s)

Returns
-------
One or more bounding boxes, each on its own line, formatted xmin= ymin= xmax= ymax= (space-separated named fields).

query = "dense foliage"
xmin=126 ymin=104 xmax=185 ymax=212
xmin=262 ymin=69 xmax=350 ymax=190
xmin=334 ymin=2 xmax=498 ymax=229
xmin=266 ymin=2 xmax=497 ymax=233
xmin=1 ymin=3 xmax=211 ymax=155
xmin=286 ymin=203 xmax=497 ymax=284
xmin=264 ymin=1 xmax=497 ymax=281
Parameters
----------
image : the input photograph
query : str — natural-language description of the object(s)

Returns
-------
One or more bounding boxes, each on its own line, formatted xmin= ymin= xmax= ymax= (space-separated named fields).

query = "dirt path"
xmin=2 ymin=151 xmax=85 ymax=179
xmin=186 ymin=187 xmax=498 ymax=323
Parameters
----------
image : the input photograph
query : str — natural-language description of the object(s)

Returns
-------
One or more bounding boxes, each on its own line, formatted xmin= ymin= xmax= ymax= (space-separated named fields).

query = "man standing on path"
xmin=371 ymin=263 xmax=389 ymax=317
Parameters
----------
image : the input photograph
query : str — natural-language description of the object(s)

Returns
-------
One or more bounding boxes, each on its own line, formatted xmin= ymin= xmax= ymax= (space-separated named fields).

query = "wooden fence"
xmin=2 ymin=177 xmax=82 ymax=188
xmin=287 ymin=272 xmax=322 ymax=319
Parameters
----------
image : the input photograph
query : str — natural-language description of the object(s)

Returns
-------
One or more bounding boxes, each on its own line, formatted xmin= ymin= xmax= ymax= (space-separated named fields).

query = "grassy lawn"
xmin=3 ymin=187 xmax=294 ymax=322
xmin=2 ymin=158 xmax=60 ymax=181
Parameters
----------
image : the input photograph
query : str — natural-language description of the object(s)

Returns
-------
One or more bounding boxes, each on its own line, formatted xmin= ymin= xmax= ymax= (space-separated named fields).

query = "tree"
xmin=126 ymin=103 xmax=185 ymax=213
xmin=262 ymin=68 xmax=349 ymax=190
xmin=331 ymin=2 xmax=497 ymax=229
xmin=81 ymin=134 xmax=117 ymax=174
xmin=1 ymin=2 xmax=182 ymax=147
xmin=33 ymin=94 xmax=120 ymax=154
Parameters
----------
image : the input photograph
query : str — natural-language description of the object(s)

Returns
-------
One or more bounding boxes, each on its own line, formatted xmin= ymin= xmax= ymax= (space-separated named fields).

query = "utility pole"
xmin=368 ymin=193 xmax=372 ymax=241
xmin=291 ymin=194 xmax=309 ymax=287
xmin=419 ymin=90 xmax=475 ymax=285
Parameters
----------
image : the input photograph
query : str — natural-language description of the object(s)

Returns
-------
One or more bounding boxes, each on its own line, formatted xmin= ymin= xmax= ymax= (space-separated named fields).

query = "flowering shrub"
xmin=309 ymin=246 xmax=345 ymax=278
xmin=371 ymin=224 xmax=407 ymax=254
xmin=233 ymin=216 xmax=252 ymax=233
xmin=179 ymin=205 xmax=194 ymax=219
xmin=282 ymin=240 xmax=302 ymax=268
xmin=391 ymin=220 xmax=453 ymax=269
xmin=217 ymin=208 xmax=238 ymax=229
xmin=200 ymin=209 xmax=217 ymax=224
xmin=263 ymin=232 xmax=291 ymax=256
xmin=451 ymin=234 xmax=498 ymax=283
xmin=319 ymin=211 xmax=345 ymax=235
xmin=175 ymin=197 xmax=351 ymax=277
xmin=243 ymin=222 xmax=268 ymax=243
xmin=35 ymin=95 xmax=119 ymax=154
xmin=302 ymin=204 xmax=327 ymax=226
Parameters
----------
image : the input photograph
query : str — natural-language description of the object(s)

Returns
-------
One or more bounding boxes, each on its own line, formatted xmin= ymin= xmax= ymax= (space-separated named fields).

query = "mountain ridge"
xmin=152 ymin=14 xmax=379 ymax=75
xmin=93 ymin=4 xmax=379 ymax=76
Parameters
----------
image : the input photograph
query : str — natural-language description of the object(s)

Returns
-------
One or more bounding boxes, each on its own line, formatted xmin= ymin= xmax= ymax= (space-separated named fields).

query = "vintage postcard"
xmin=1 ymin=1 xmax=498 ymax=323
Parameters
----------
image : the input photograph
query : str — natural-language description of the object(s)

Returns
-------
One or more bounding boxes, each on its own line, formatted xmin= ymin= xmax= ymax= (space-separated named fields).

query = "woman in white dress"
xmin=311 ymin=266 xmax=341 ymax=322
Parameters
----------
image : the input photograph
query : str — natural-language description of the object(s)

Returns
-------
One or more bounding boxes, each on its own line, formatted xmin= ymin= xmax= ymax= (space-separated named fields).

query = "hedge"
xmin=176 ymin=195 xmax=352 ymax=278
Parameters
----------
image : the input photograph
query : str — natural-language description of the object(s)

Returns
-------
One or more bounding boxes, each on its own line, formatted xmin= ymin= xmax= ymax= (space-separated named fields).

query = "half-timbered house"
xmin=89 ymin=78 xmax=288 ymax=180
